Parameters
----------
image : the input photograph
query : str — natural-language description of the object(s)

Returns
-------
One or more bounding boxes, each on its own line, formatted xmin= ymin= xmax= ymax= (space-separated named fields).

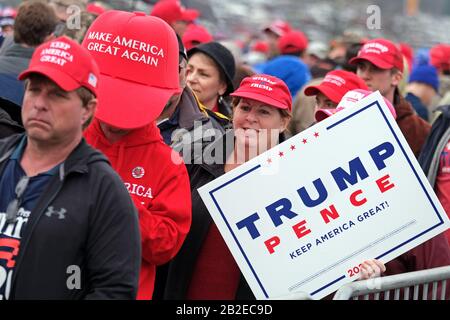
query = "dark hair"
xmin=342 ymin=42 xmax=363 ymax=72
xmin=283 ymin=50 xmax=304 ymax=57
xmin=14 ymin=1 xmax=58 ymax=46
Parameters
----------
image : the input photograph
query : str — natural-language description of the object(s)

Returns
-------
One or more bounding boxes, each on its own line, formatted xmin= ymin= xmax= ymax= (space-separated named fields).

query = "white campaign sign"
xmin=198 ymin=91 xmax=450 ymax=300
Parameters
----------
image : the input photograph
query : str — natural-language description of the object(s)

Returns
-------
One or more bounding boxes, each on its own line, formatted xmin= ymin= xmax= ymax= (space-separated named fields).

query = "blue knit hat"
xmin=409 ymin=64 xmax=439 ymax=92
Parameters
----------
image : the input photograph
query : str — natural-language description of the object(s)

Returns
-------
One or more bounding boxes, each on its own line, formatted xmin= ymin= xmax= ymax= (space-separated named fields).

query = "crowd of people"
xmin=0 ymin=0 xmax=449 ymax=300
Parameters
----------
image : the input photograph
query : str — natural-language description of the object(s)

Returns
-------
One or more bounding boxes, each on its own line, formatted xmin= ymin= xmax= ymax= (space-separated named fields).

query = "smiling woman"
xmin=156 ymin=74 xmax=293 ymax=300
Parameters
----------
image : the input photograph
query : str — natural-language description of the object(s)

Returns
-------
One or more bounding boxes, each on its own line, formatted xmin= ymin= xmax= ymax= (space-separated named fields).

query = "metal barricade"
xmin=333 ymin=265 xmax=450 ymax=300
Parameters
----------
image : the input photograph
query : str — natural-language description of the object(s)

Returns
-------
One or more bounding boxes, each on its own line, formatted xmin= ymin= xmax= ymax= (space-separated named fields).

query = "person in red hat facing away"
xmin=182 ymin=23 xmax=213 ymax=51
xmin=150 ymin=0 xmax=199 ymax=37
xmin=262 ymin=30 xmax=311 ymax=98
xmin=350 ymin=38 xmax=431 ymax=158
xmin=82 ymin=10 xmax=191 ymax=300
xmin=0 ymin=36 xmax=141 ymax=299
xmin=304 ymin=69 xmax=368 ymax=111
xmin=262 ymin=19 xmax=291 ymax=59
xmin=157 ymin=74 xmax=384 ymax=299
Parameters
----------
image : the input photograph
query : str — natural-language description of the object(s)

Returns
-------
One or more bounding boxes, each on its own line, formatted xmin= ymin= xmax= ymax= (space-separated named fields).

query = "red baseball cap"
xmin=150 ymin=0 xmax=198 ymax=24
xmin=350 ymin=38 xmax=404 ymax=71
xmin=231 ymin=74 xmax=292 ymax=112
xmin=315 ymin=89 xmax=397 ymax=122
xmin=263 ymin=20 xmax=291 ymax=37
xmin=86 ymin=3 xmax=106 ymax=16
xmin=430 ymin=44 xmax=450 ymax=72
xmin=183 ymin=8 xmax=200 ymax=21
xmin=304 ymin=70 xmax=368 ymax=104
xmin=277 ymin=30 xmax=308 ymax=54
xmin=19 ymin=36 xmax=99 ymax=97
xmin=251 ymin=41 xmax=269 ymax=54
xmin=182 ymin=24 xmax=212 ymax=50
xmin=82 ymin=10 xmax=181 ymax=129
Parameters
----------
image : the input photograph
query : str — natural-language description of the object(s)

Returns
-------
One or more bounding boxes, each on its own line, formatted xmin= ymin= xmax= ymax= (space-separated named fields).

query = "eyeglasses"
xmin=6 ymin=176 xmax=30 ymax=224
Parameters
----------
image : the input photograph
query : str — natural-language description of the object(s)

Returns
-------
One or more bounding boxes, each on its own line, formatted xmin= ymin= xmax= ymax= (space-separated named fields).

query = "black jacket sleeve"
xmin=84 ymin=164 xmax=141 ymax=300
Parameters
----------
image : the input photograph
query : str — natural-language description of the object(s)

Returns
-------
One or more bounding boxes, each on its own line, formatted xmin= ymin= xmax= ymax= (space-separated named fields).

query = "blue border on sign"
xmin=208 ymin=100 xmax=445 ymax=299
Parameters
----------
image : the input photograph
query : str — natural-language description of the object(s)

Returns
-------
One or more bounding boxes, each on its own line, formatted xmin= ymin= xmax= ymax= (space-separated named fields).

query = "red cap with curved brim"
xmin=349 ymin=38 xmax=404 ymax=71
xmin=82 ymin=11 xmax=181 ymax=129
xmin=19 ymin=36 xmax=99 ymax=97
xmin=277 ymin=30 xmax=308 ymax=54
xmin=315 ymin=89 xmax=397 ymax=122
xmin=182 ymin=24 xmax=212 ymax=50
xmin=263 ymin=20 xmax=291 ymax=37
xmin=182 ymin=8 xmax=200 ymax=21
xmin=231 ymin=74 xmax=292 ymax=112
xmin=304 ymin=70 xmax=368 ymax=104
xmin=150 ymin=0 xmax=198 ymax=24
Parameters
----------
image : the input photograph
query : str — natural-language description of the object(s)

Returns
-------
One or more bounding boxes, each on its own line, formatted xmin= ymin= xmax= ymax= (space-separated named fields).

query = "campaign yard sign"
xmin=198 ymin=91 xmax=450 ymax=300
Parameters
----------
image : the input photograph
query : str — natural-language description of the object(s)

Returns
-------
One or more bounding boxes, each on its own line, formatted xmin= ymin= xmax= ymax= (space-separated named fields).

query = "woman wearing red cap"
xmin=155 ymin=74 xmax=291 ymax=300
xmin=155 ymin=75 xmax=383 ymax=300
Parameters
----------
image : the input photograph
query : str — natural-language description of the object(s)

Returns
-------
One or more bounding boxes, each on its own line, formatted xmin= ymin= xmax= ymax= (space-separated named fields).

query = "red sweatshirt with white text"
xmin=84 ymin=119 xmax=192 ymax=299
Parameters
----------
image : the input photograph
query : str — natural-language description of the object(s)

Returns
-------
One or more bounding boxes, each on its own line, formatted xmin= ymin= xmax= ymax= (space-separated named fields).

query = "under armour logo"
xmin=45 ymin=206 xmax=66 ymax=219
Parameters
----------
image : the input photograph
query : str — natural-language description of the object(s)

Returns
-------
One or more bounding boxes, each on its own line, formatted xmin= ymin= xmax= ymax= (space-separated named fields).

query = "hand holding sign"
xmin=198 ymin=91 xmax=450 ymax=299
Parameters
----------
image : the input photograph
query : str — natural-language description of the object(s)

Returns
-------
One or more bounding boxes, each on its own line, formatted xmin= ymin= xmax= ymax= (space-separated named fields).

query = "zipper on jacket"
xmin=9 ymin=164 xmax=70 ymax=298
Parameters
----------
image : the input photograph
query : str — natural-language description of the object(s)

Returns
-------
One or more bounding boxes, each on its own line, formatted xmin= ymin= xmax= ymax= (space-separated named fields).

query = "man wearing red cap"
xmin=262 ymin=30 xmax=311 ymax=98
xmin=150 ymin=0 xmax=199 ymax=37
xmin=82 ymin=11 xmax=192 ymax=300
xmin=350 ymin=38 xmax=431 ymax=157
xmin=304 ymin=70 xmax=368 ymax=111
xmin=350 ymin=38 xmax=450 ymax=286
xmin=262 ymin=19 xmax=291 ymax=59
xmin=0 ymin=36 xmax=141 ymax=299
xmin=182 ymin=23 xmax=213 ymax=51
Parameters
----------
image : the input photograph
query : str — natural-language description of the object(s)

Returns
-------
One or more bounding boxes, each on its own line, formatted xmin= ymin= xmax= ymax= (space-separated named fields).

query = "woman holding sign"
xmin=155 ymin=74 xmax=384 ymax=300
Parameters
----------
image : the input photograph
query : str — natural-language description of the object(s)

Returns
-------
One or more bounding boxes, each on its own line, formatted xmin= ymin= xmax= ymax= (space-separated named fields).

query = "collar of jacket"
xmin=0 ymin=133 xmax=109 ymax=179
xmin=2 ymin=41 xmax=34 ymax=59
xmin=177 ymin=87 xmax=209 ymax=130
xmin=394 ymin=88 xmax=415 ymax=121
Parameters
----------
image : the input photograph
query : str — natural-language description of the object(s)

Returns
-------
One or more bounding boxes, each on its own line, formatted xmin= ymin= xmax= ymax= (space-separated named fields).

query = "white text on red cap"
xmin=86 ymin=32 xmax=165 ymax=67
xmin=252 ymin=76 xmax=277 ymax=85
xmin=40 ymin=41 xmax=73 ymax=67
xmin=361 ymin=42 xmax=389 ymax=53
xmin=323 ymin=74 xmax=346 ymax=87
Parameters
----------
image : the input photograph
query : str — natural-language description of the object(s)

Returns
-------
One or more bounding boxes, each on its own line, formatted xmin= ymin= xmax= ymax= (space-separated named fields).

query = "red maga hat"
xmin=182 ymin=24 xmax=212 ymax=50
xmin=231 ymin=74 xmax=292 ymax=112
xmin=277 ymin=30 xmax=308 ymax=54
xmin=19 ymin=36 xmax=99 ymax=97
xmin=304 ymin=70 xmax=368 ymax=104
xmin=150 ymin=0 xmax=198 ymax=24
xmin=430 ymin=44 xmax=450 ymax=72
xmin=82 ymin=10 xmax=181 ymax=129
xmin=350 ymin=38 xmax=404 ymax=71
xmin=315 ymin=89 xmax=397 ymax=122
xmin=263 ymin=20 xmax=291 ymax=37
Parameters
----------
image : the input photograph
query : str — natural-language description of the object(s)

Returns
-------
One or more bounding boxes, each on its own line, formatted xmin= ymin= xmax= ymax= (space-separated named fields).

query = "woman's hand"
xmin=359 ymin=259 xmax=386 ymax=280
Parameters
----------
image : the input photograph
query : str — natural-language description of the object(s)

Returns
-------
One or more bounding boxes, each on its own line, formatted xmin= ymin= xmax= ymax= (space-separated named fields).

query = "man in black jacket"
xmin=0 ymin=36 xmax=141 ymax=300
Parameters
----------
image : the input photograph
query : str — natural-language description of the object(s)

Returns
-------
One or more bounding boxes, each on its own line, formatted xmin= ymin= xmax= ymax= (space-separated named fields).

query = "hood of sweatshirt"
xmin=84 ymin=118 xmax=164 ymax=172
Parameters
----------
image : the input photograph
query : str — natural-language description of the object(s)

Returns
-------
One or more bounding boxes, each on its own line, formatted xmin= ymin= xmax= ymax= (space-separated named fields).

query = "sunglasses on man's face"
xmin=6 ymin=176 xmax=30 ymax=224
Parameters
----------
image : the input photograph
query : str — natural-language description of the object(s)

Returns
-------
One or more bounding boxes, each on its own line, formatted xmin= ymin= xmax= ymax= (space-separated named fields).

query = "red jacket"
xmin=84 ymin=119 xmax=192 ymax=299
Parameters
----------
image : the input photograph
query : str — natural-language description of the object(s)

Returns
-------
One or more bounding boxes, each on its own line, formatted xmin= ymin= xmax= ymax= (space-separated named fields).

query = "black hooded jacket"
xmin=0 ymin=134 xmax=141 ymax=299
